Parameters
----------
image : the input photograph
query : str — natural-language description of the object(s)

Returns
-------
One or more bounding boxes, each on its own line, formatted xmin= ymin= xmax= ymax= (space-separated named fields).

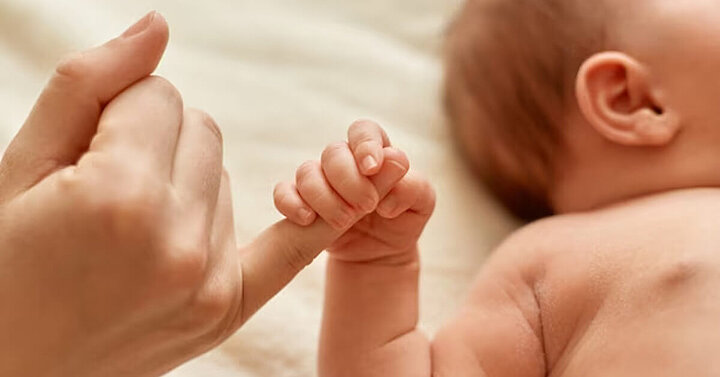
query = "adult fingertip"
xmin=121 ymin=11 xmax=168 ymax=38
xmin=121 ymin=11 xmax=156 ymax=38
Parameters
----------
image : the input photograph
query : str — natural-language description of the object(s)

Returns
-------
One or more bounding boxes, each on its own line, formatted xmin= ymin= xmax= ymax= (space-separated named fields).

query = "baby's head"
xmin=445 ymin=0 xmax=720 ymax=220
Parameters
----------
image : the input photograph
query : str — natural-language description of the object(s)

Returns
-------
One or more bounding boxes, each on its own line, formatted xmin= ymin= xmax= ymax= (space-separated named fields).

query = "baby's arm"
xmin=320 ymin=248 xmax=428 ymax=376
xmin=274 ymin=121 xmax=435 ymax=376
xmin=432 ymin=236 xmax=547 ymax=377
xmin=276 ymin=120 xmax=546 ymax=376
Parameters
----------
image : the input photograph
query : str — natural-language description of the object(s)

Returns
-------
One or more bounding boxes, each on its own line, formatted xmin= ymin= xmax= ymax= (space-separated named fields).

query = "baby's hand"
xmin=274 ymin=120 xmax=435 ymax=262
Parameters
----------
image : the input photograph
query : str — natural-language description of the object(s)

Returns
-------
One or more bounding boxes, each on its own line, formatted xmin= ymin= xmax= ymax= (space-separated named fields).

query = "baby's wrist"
xmin=327 ymin=244 xmax=420 ymax=265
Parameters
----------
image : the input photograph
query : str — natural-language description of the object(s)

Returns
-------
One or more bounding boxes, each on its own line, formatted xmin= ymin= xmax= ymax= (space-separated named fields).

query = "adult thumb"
xmin=0 ymin=11 xmax=169 ymax=199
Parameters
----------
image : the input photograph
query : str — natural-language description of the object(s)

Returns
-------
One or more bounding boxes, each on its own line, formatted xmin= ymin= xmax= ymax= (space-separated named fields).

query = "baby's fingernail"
xmin=378 ymin=197 xmax=398 ymax=217
xmin=388 ymin=160 xmax=408 ymax=174
xmin=362 ymin=155 xmax=378 ymax=173
xmin=298 ymin=208 xmax=313 ymax=223
xmin=358 ymin=197 xmax=377 ymax=213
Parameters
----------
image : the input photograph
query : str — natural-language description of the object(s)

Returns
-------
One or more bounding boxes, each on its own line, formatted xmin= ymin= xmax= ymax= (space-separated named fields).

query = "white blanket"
xmin=0 ymin=0 xmax=517 ymax=375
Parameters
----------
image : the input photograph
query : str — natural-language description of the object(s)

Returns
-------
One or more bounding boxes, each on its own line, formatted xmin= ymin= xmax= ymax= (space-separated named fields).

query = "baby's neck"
xmin=559 ymin=187 xmax=720 ymax=216
xmin=550 ymin=124 xmax=720 ymax=215
xmin=553 ymin=177 xmax=720 ymax=216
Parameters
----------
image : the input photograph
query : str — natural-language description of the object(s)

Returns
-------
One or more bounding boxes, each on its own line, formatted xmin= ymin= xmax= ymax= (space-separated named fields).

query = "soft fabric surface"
xmin=0 ymin=0 xmax=517 ymax=375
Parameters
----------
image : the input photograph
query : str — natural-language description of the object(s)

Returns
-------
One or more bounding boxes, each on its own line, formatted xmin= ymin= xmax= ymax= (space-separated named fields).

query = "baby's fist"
xmin=274 ymin=120 xmax=410 ymax=229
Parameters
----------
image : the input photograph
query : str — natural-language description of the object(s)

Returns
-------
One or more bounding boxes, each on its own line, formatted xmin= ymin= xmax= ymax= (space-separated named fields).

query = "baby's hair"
xmin=444 ymin=0 xmax=606 ymax=221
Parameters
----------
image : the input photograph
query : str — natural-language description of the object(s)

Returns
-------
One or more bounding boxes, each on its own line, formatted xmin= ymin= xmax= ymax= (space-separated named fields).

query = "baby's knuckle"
xmin=272 ymin=182 xmax=284 ymax=198
xmin=321 ymin=142 xmax=347 ymax=162
xmin=349 ymin=118 xmax=380 ymax=134
xmin=295 ymin=160 xmax=318 ymax=184
xmin=355 ymin=140 xmax=378 ymax=154
xmin=273 ymin=185 xmax=290 ymax=208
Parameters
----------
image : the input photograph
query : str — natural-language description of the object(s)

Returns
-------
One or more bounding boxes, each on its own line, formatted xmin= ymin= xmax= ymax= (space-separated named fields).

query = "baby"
xmin=277 ymin=0 xmax=720 ymax=375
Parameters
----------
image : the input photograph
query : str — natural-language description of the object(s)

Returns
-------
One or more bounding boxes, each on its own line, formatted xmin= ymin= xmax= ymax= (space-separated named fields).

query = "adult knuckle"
xmin=89 ymin=168 xmax=167 ymax=236
xmin=191 ymin=283 xmax=236 ymax=329
xmin=157 ymin=238 xmax=208 ymax=291
xmin=99 ymin=188 xmax=156 ymax=224
xmin=53 ymin=52 xmax=93 ymax=87
xmin=53 ymin=166 xmax=82 ymax=194
xmin=185 ymin=286 xmax=241 ymax=348
xmin=143 ymin=75 xmax=183 ymax=107
xmin=188 ymin=108 xmax=224 ymax=145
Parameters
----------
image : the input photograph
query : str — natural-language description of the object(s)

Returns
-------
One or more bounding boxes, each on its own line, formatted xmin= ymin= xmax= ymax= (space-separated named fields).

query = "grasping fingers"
xmin=348 ymin=119 xmax=390 ymax=176
xmin=377 ymin=171 xmax=436 ymax=219
xmin=321 ymin=142 xmax=379 ymax=213
xmin=296 ymin=160 xmax=356 ymax=230
xmin=277 ymin=123 xmax=410 ymax=230
xmin=273 ymin=181 xmax=316 ymax=226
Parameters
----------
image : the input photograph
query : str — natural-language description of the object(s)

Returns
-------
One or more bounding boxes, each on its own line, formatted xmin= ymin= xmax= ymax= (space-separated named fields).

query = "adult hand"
xmin=0 ymin=12 xmax=347 ymax=376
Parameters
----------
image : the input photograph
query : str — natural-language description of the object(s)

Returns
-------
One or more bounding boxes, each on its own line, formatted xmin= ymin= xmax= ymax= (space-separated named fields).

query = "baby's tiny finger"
xmin=348 ymin=119 xmax=390 ymax=176
xmin=370 ymin=147 xmax=410 ymax=198
xmin=321 ymin=142 xmax=378 ymax=213
xmin=296 ymin=160 xmax=357 ymax=230
xmin=377 ymin=172 xmax=435 ymax=219
xmin=274 ymin=181 xmax=317 ymax=226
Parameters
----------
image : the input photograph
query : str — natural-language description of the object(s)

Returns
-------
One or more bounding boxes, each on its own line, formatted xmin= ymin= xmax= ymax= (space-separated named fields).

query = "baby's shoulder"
xmin=488 ymin=215 xmax=579 ymax=266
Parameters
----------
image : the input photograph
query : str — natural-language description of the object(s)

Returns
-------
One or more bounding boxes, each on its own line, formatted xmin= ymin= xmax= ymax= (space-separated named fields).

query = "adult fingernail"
xmin=122 ymin=11 xmax=157 ymax=38
xmin=362 ymin=155 xmax=378 ymax=173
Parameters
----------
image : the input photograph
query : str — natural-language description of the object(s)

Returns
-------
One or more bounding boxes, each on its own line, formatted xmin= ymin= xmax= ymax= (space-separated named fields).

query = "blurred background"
xmin=0 ymin=0 xmax=516 ymax=375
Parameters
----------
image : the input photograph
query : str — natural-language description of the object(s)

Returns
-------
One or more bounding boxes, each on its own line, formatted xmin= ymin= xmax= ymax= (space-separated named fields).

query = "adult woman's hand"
xmin=0 ymin=12 xmax=345 ymax=376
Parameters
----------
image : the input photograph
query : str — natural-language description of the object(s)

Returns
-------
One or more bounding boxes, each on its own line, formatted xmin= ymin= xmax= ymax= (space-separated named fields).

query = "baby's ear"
xmin=575 ymin=52 xmax=680 ymax=146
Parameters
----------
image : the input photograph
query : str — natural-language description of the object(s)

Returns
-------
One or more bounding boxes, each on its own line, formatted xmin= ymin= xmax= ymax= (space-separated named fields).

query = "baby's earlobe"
xmin=634 ymin=109 xmax=681 ymax=146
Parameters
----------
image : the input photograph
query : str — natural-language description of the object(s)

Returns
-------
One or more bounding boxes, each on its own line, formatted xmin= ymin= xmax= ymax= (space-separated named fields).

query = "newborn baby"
xmin=277 ymin=0 xmax=720 ymax=375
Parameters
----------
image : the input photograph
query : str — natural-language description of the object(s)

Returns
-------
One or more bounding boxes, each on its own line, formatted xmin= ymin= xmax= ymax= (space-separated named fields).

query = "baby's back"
xmin=435 ymin=189 xmax=720 ymax=376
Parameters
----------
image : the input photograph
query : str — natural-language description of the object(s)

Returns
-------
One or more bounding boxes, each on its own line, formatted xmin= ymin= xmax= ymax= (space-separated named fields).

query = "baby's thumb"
xmin=0 ymin=12 xmax=169 ymax=199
